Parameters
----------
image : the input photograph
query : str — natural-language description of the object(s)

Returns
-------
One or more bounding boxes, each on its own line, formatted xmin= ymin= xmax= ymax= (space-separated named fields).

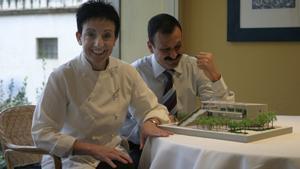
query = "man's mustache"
xmin=164 ymin=54 xmax=182 ymax=61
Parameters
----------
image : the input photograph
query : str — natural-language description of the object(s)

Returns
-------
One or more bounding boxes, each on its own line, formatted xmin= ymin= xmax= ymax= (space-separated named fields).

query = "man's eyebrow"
xmin=160 ymin=47 xmax=171 ymax=50
xmin=85 ymin=28 xmax=96 ymax=32
xmin=103 ymin=29 xmax=114 ymax=32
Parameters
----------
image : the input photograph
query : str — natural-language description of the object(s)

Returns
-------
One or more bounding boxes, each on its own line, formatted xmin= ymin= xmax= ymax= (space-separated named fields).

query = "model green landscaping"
xmin=194 ymin=112 xmax=277 ymax=134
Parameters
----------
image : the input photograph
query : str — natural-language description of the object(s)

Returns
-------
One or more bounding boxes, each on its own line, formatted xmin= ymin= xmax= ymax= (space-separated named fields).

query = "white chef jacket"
xmin=32 ymin=54 xmax=170 ymax=169
xmin=121 ymin=54 xmax=235 ymax=144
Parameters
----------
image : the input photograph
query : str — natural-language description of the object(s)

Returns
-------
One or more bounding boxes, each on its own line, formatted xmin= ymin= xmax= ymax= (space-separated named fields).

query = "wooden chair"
xmin=0 ymin=105 xmax=62 ymax=169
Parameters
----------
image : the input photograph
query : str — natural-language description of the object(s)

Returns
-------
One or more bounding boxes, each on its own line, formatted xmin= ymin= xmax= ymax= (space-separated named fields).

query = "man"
xmin=121 ymin=13 xmax=235 ymax=167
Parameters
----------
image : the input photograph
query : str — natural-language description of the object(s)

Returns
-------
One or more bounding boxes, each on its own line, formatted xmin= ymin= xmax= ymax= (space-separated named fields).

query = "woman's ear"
xmin=147 ymin=41 xmax=154 ymax=53
xmin=76 ymin=32 xmax=82 ymax=45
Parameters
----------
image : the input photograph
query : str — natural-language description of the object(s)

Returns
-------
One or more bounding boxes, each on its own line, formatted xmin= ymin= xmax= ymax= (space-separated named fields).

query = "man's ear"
xmin=147 ymin=41 xmax=154 ymax=53
xmin=76 ymin=32 xmax=82 ymax=45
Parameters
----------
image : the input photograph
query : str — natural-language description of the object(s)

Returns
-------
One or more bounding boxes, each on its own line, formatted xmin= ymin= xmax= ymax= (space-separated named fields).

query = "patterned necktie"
xmin=162 ymin=70 xmax=177 ymax=117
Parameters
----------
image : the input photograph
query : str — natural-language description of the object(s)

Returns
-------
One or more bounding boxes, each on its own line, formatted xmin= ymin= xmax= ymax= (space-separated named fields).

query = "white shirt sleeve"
xmin=211 ymin=76 xmax=235 ymax=102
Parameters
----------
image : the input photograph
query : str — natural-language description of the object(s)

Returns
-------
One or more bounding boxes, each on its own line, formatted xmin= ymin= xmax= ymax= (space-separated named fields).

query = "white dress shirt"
xmin=121 ymin=54 xmax=235 ymax=144
xmin=31 ymin=54 xmax=170 ymax=169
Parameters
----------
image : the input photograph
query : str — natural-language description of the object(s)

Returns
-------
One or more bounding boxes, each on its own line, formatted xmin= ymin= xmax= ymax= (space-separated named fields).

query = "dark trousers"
xmin=128 ymin=141 xmax=142 ymax=169
xmin=96 ymin=160 xmax=135 ymax=169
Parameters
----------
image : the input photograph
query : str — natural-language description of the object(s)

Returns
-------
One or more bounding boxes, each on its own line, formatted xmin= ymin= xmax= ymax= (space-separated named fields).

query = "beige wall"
xmin=180 ymin=1 xmax=300 ymax=115
xmin=121 ymin=0 xmax=178 ymax=63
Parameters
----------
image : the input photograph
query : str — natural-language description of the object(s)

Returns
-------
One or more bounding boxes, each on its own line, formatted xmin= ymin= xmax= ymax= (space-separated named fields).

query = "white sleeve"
xmin=211 ymin=76 xmax=235 ymax=102
xmin=32 ymin=71 xmax=76 ymax=157
xmin=128 ymin=67 xmax=170 ymax=124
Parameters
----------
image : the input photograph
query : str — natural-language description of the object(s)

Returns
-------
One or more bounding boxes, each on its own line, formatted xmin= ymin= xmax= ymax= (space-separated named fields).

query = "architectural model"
xmin=159 ymin=101 xmax=293 ymax=142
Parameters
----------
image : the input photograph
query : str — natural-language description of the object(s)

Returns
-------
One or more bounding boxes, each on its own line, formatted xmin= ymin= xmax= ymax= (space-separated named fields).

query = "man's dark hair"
xmin=148 ymin=13 xmax=182 ymax=44
xmin=76 ymin=0 xmax=120 ymax=38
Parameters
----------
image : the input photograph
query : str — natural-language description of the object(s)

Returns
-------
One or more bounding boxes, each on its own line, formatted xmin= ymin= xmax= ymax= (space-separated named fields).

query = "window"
xmin=37 ymin=38 xmax=58 ymax=59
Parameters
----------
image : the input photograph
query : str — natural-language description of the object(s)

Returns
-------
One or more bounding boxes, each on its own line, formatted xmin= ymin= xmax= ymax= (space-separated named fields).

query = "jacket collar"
xmin=79 ymin=53 xmax=119 ymax=74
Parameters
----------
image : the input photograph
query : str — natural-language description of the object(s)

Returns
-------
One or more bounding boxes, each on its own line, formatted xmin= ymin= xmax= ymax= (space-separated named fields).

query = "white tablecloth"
xmin=139 ymin=116 xmax=300 ymax=169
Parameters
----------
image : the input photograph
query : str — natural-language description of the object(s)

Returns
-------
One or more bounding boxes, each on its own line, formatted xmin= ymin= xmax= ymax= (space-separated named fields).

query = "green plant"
xmin=0 ymin=77 xmax=31 ymax=169
xmin=195 ymin=112 xmax=277 ymax=134
xmin=35 ymin=56 xmax=47 ymax=101
xmin=0 ymin=154 xmax=5 ymax=169
xmin=0 ymin=78 xmax=30 ymax=111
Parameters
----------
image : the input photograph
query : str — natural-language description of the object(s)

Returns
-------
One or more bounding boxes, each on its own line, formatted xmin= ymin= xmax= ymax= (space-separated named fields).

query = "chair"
xmin=0 ymin=105 xmax=62 ymax=169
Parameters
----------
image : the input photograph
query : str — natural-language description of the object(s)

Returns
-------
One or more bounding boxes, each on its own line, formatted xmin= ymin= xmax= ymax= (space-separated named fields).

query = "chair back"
xmin=0 ymin=105 xmax=41 ymax=167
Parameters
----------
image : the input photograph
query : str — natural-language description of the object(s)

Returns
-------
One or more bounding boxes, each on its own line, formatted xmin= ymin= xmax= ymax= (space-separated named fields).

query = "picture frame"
xmin=227 ymin=0 xmax=300 ymax=41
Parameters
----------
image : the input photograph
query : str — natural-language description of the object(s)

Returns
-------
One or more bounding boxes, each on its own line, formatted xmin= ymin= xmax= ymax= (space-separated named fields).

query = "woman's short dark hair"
xmin=148 ymin=13 xmax=182 ymax=44
xmin=76 ymin=0 xmax=120 ymax=38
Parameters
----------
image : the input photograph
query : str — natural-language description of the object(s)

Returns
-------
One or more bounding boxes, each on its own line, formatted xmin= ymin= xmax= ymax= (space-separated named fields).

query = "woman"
xmin=32 ymin=1 xmax=172 ymax=168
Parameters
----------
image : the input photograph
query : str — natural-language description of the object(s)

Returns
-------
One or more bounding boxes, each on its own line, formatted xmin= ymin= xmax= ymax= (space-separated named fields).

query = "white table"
xmin=139 ymin=116 xmax=300 ymax=169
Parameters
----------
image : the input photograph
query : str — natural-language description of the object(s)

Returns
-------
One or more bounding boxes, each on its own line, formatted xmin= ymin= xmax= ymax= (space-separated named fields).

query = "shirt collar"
xmin=150 ymin=54 xmax=183 ymax=78
xmin=151 ymin=54 xmax=165 ymax=78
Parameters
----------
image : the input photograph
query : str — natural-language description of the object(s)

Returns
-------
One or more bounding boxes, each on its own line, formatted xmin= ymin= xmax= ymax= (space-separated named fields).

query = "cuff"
xmin=50 ymin=135 xmax=77 ymax=158
xmin=143 ymin=104 xmax=170 ymax=124
xmin=211 ymin=76 xmax=228 ymax=92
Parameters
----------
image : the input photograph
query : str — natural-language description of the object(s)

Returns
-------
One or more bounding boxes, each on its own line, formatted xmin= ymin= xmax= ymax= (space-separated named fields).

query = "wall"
xmin=180 ymin=1 xmax=300 ymax=115
xmin=121 ymin=0 xmax=178 ymax=63
xmin=0 ymin=13 xmax=80 ymax=103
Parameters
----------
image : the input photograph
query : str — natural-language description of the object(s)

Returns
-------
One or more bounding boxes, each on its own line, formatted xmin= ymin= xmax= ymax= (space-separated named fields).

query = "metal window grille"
xmin=37 ymin=38 xmax=58 ymax=59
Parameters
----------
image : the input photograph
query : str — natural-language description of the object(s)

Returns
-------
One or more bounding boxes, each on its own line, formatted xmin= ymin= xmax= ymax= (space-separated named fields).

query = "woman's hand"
xmin=73 ymin=140 xmax=133 ymax=168
xmin=139 ymin=118 xmax=173 ymax=149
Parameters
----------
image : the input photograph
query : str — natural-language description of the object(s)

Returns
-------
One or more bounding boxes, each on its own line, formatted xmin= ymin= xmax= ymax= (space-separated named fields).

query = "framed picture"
xmin=227 ymin=0 xmax=300 ymax=41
